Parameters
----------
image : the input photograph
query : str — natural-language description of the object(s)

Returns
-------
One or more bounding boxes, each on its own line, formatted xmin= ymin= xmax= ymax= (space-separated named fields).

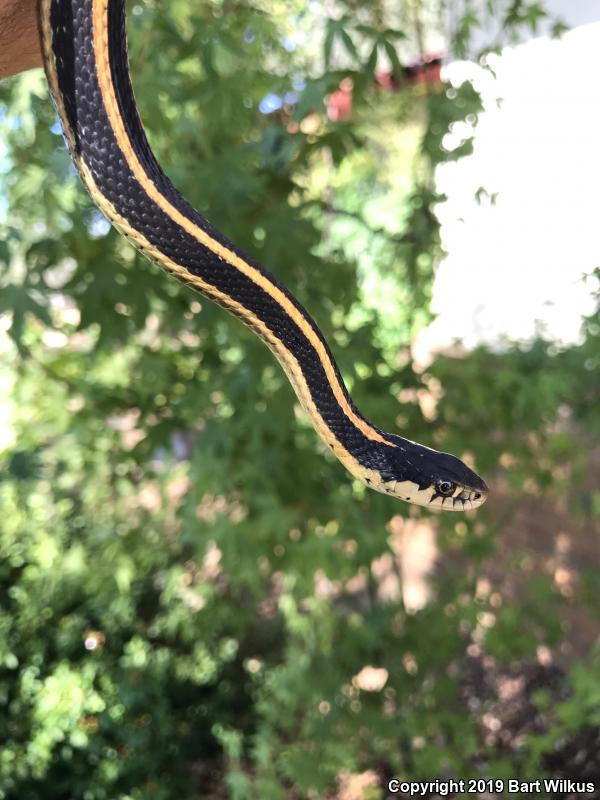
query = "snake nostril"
xmin=474 ymin=493 xmax=481 ymax=500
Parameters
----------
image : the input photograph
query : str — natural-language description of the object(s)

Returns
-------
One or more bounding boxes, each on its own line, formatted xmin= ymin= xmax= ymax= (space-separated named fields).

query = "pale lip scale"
xmin=376 ymin=479 xmax=488 ymax=511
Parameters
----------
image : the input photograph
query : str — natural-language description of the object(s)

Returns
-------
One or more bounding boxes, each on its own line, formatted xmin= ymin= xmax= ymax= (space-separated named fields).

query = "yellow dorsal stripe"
xmin=92 ymin=0 xmax=393 ymax=449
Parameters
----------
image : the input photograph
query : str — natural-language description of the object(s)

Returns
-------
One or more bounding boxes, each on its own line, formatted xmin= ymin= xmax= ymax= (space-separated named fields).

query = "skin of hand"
xmin=0 ymin=0 xmax=42 ymax=80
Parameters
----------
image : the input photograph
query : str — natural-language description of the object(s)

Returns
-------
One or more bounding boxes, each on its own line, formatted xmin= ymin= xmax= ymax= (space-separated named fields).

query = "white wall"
xmin=417 ymin=13 xmax=600 ymax=358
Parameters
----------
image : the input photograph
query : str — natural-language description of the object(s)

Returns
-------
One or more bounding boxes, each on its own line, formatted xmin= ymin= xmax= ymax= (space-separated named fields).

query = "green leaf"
xmin=0 ymin=240 xmax=10 ymax=265
xmin=383 ymin=39 xmax=403 ymax=79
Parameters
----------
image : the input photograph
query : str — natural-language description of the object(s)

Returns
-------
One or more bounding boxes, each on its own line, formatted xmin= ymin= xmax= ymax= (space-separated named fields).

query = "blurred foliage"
xmin=0 ymin=0 xmax=597 ymax=798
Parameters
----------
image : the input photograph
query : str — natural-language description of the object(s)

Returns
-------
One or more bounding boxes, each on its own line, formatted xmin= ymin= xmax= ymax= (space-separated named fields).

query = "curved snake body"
xmin=38 ymin=0 xmax=488 ymax=511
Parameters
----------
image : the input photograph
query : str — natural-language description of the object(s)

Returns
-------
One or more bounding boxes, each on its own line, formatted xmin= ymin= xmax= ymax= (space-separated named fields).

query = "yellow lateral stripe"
xmin=76 ymin=159 xmax=377 ymax=485
xmin=92 ymin=0 xmax=393 ymax=449
xmin=39 ymin=1 xmax=379 ymax=485
xmin=39 ymin=0 xmax=381 ymax=484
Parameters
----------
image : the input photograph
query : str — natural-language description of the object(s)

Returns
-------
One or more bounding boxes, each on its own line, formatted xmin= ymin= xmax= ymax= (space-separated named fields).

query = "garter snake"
xmin=38 ymin=0 xmax=488 ymax=511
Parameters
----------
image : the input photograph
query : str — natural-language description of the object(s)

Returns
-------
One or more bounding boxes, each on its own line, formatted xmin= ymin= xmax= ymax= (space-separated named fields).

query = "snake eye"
xmin=436 ymin=480 xmax=456 ymax=497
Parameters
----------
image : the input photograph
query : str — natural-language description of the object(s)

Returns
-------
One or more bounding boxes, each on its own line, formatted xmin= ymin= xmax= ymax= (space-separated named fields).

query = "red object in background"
xmin=375 ymin=71 xmax=399 ymax=92
xmin=405 ymin=54 xmax=443 ymax=86
xmin=327 ymin=77 xmax=354 ymax=121
xmin=319 ymin=54 xmax=445 ymax=124
xmin=376 ymin=53 xmax=443 ymax=92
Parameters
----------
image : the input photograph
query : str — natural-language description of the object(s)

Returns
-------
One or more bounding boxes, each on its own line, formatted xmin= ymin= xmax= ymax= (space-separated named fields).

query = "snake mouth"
xmin=446 ymin=486 xmax=487 ymax=510
xmin=426 ymin=484 xmax=488 ymax=511
xmin=375 ymin=477 xmax=488 ymax=511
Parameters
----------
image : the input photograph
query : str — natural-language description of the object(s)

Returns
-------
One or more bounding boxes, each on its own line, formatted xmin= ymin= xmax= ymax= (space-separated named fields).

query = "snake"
xmin=37 ymin=0 xmax=488 ymax=511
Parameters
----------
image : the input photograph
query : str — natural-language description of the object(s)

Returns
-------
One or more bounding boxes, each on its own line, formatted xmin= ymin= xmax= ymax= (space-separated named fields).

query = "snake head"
xmin=374 ymin=436 xmax=489 ymax=511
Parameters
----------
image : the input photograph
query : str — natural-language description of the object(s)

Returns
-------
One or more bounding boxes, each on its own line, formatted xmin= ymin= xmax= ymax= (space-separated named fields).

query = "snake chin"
xmin=376 ymin=435 xmax=489 ymax=512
